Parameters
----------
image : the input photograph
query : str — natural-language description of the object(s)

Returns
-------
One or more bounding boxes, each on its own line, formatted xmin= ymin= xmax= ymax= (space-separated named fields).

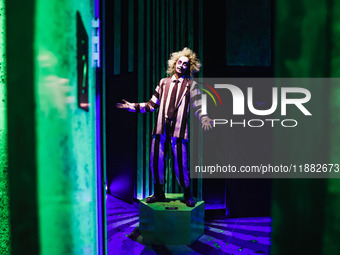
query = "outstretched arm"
xmin=116 ymin=79 xmax=164 ymax=113
xmin=116 ymin=99 xmax=135 ymax=111
xmin=190 ymin=81 xmax=213 ymax=131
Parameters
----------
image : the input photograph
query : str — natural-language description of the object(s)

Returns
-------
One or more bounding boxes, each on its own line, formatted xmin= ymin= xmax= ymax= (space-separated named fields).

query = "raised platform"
xmin=139 ymin=193 xmax=205 ymax=245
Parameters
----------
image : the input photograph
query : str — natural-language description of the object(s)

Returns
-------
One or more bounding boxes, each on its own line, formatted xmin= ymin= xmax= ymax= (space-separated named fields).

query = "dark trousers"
xmin=150 ymin=134 xmax=190 ymax=188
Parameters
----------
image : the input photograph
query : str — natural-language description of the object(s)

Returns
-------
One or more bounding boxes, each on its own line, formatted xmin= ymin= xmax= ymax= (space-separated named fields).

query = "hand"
xmin=201 ymin=117 xmax=213 ymax=131
xmin=116 ymin=99 xmax=133 ymax=110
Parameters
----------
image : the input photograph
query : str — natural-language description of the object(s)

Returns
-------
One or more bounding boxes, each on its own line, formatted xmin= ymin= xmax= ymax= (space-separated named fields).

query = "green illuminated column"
xmin=136 ymin=0 xmax=145 ymax=200
xmin=272 ymin=0 xmax=340 ymax=254
xmin=35 ymin=1 xmax=97 ymax=254
xmin=0 ymin=0 xmax=10 ymax=253
xmin=7 ymin=0 xmax=99 ymax=254
xmin=323 ymin=1 xmax=340 ymax=253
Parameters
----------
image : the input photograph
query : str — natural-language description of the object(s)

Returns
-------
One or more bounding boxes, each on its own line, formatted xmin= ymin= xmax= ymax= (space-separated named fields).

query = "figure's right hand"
xmin=116 ymin=99 xmax=133 ymax=110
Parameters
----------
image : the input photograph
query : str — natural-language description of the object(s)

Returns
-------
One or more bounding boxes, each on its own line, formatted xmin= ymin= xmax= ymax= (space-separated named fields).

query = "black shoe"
xmin=184 ymin=187 xmax=196 ymax=207
xmin=146 ymin=193 xmax=165 ymax=203
xmin=146 ymin=183 xmax=165 ymax=203
xmin=185 ymin=198 xmax=196 ymax=207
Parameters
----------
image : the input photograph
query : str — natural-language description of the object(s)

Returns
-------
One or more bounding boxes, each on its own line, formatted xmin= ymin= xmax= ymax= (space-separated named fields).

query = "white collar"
xmin=171 ymin=75 xmax=185 ymax=82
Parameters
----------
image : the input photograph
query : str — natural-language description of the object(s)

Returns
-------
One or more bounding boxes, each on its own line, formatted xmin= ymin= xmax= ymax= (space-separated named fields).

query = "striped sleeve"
xmin=190 ymin=81 xmax=208 ymax=122
xmin=130 ymin=79 xmax=163 ymax=113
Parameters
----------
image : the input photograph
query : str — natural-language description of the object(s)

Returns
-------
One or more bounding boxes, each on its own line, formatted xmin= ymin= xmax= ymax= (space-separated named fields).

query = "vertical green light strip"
xmin=169 ymin=0 xmax=173 ymax=53
xmin=175 ymin=0 xmax=180 ymax=50
xmin=137 ymin=0 xmax=144 ymax=200
xmin=187 ymin=1 xmax=193 ymax=197
xmin=128 ymin=0 xmax=134 ymax=72
xmin=102 ymin=0 xmax=108 ymax=252
xmin=113 ymin=0 xmax=121 ymax=75
xmin=166 ymin=1 xmax=172 ymax=193
xmin=145 ymin=0 xmax=151 ymax=197
xmin=160 ymin=0 xmax=168 ymax=192
xmin=324 ymin=1 xmax=340 ymax=253
xmin=0 ymin=0 xmax=10 ymax=253
xmin=197 ymin=0 xmax=204 ymax=200
xmin=165 ymin=0 xmax=169 ymax=64
xmin=155 ymin=0 xmax=159 ymax=80
xmin=181 ymin=0 xmax=185 ymax=48
xmin=188 ymin=0 xmax=193 ymax=49
xmin=160 ymin=0 xmax=165 ymax=77
xmin=151 ymin=0 xmax=156 ymax=196
xmin=187 ymin=0 xmax=195 ymax=196
xmin=198 ymin=0 xmax=203 ymax=77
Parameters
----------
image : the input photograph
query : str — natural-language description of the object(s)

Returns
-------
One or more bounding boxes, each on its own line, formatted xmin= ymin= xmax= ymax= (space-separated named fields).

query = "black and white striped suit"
xmin=130 ymin=75 xmax=205 ymax=188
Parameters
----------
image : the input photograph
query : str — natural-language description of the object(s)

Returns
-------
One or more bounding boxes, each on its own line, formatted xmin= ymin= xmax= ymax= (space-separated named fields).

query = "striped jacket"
xmin=130 ymin=76 xmax=205 ymax=140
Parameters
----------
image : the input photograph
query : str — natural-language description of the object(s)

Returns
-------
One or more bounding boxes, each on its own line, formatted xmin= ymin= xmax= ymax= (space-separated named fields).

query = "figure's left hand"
xmin=201 ymin=117 xmax=213 ymax=131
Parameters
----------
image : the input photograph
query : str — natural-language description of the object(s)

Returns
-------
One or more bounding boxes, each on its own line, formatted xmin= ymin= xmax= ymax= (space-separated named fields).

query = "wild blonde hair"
xmin=166 ymin=47 xmax=201 ymax=77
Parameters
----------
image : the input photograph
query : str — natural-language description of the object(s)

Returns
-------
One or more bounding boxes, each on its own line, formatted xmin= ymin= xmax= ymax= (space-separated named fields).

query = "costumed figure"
xmin=117 ymin=47 xmax=212 ymax=207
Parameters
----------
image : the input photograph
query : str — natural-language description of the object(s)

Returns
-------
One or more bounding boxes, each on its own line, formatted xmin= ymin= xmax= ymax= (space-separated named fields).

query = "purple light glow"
xmin=109 ymin=175 xmax=131 ymax=195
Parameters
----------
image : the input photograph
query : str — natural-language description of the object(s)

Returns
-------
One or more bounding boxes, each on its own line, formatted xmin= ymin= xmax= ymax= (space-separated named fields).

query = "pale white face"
xmin=175 ymin=56 xmax=189 ymax=76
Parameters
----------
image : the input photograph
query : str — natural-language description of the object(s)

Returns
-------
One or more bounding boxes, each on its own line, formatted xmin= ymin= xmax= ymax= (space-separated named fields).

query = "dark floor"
xmin=106 ymin=194 xmax=271 ymax=255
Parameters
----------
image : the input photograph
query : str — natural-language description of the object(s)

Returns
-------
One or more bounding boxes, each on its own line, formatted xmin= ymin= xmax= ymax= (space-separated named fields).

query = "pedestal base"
xmin=139 ymin=193 xmax=205 ymax=245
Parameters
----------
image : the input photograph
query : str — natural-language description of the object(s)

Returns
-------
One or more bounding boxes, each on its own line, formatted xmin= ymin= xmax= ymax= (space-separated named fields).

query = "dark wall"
xmin=202 ymin=0 xmax=273 ymax=216
xmin=105 ymin=0 xmax=138 ymax=203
